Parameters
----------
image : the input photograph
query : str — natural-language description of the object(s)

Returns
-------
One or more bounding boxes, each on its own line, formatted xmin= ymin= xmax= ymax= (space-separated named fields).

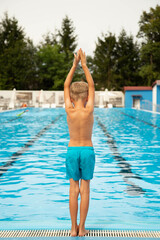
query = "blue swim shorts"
xmin=65 ymin=146 xmax=95 ymax=181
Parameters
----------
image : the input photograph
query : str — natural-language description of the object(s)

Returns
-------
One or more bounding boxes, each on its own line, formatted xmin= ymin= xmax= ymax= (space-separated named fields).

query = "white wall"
xmin=152 ymin=85 xmax=157 ymax=112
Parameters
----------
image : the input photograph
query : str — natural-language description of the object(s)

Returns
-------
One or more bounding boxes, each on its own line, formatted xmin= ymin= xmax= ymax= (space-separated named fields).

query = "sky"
xmin=0 ymin=0 xmax=159 ymax=55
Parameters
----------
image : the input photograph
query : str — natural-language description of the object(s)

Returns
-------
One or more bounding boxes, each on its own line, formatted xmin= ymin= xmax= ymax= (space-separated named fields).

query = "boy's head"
xmin=70 ymin=81 xmax=88 ymax=103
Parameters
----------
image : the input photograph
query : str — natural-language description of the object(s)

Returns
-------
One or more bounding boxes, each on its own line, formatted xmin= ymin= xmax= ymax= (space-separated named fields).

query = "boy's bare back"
xmin=66 ymin=107 xmax=94 ymax=147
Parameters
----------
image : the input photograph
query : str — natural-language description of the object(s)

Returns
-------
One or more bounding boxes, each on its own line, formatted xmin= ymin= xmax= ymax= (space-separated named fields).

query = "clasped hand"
xmin=73 ymin=48 xmax=86 ymax=68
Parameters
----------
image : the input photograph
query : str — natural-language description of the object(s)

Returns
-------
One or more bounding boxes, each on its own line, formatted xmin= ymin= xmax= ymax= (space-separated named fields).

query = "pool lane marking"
xmin=2 ymin=113 xmax=28 ymax=124
xmin=120 ymin=111 xmax=160 ymax=129
xmin=6 ymin=117 xmax=20 ymax=123
xmin=0 ymin=116 xmax=22 ymax=124
xmin=0 ymin=114 xmax=64 ymax=177
xmin=95 ymin=115 xmax=146 ymax=196
xmin=1 ymin=109 xmax=44 ymax=124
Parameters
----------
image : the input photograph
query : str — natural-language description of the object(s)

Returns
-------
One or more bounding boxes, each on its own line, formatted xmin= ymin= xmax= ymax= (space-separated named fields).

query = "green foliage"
xmin=58 ymin=15 xmax=77 ymax=61
xmin=37 ymin=15 xmax=79 ymax=89
xmin=138 ymin=5 xmax=160 ymax=42
xmin=37 ymin=44 xmax=67 ymax=90
xmin=0 ymin=13 xmax=38 ymax=90
xmin=92 ymin=30 xmax=141 ymax=90
xmin=115 ymin=30 xmax=141 ymax=89
xmin=93 ymin=32 xmax=117 ymax=90
xmin=137 ymin=5 xmax=160 ymax=84
xmin=0 ymin=13 xmax=79 ymax=90
xmin=139 ymin=64 xmax=160 ymax=86
xmin=57 ymin=15 xmax=82 ymax=83
xmin=0 ymin=12 xmax=24 ymax=51
xmin=40 ymin=31 xmax=58 ymax=46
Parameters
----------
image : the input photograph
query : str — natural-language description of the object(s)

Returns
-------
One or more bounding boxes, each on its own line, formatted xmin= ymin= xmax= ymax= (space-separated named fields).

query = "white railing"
xmin=0 ymin=89 xmax=124 ymax=111
xmin=140 ymin=99 xmax=160 ymax=113
xmin=140 ymin=100 xmax=152 ymax=111
xmin=153 ymin=103 xmax=160 ymax=112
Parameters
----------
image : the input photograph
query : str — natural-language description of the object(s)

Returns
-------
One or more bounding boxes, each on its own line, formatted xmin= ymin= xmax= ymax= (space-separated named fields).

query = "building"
xmin=123 ymin=80 xmax=160 ymax=112
xmin=123 ymin=86 xmax=152 ymax=109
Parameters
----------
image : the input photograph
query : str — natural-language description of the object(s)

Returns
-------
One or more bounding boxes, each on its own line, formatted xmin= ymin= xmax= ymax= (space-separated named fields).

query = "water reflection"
xmin=95 ymin=115 xmax=145 ymax=196
xmin=0 ymin=114 xmax=63 ymax=177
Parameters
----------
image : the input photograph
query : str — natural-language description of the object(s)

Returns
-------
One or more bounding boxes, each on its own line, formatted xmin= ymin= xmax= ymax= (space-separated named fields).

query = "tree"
xmin=0 ymin=13 xmax=38 ymax=90
xmin=0 ymin=12 xmax=24 ymax=89
xmin=0 ymin=12 xmax=24 ymax=50
xmin=93 ymin=32 xmax=117 ymax=90
xmin=137 ymin=5 xmax=160 ymax=85
xmin=20 ymin=39 xmax=39 ymax=90
xmin=36 ymin=16 xmax=80 ymax=90
xmin=58 ymin=15 xmax=77 ymax=62
xmin=115 ymin=29 xmax=141 ymax=89
xmin=40 ymin=30 xmax=58 ymax=46
xmin=37 ymin=44 xmax=67 ymax=90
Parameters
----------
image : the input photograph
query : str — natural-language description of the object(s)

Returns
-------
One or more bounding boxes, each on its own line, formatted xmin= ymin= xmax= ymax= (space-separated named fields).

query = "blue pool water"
xmin=0 ymin=108 xmax=160 ymax=231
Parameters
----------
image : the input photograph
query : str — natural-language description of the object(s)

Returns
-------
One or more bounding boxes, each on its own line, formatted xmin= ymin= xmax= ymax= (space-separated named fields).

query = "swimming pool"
xmin=0 ymin=108 xmax=160 ymax=231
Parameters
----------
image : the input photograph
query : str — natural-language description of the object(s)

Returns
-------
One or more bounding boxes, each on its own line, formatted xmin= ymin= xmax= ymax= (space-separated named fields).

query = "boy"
xmin=64 ymin=49 xmax=95 ymax=237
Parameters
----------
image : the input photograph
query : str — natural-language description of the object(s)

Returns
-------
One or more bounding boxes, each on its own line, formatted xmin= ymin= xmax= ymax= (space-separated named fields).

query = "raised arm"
xmin=64 ymin=51 xmax=80 ymax=110
xmin=79 ymin=49 xmax=95 ymax=111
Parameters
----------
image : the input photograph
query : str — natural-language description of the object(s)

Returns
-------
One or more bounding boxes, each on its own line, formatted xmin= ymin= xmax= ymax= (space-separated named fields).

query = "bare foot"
xmin=78 ymin=228 xmax=89 ymax=237
xmin=70 ymin=225 xmax=79 ymax=237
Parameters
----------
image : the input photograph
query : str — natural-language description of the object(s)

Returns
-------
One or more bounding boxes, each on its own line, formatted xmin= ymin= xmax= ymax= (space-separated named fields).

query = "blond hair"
xmin=70 ymin=81 xmax=88 ymax=101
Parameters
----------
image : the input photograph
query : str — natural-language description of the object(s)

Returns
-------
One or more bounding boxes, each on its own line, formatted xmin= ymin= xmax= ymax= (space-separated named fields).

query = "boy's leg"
xmin=69 ymin=178 xmax=80 ymax=236
xmin=79 ymin=179 xmax=90 ymax=236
